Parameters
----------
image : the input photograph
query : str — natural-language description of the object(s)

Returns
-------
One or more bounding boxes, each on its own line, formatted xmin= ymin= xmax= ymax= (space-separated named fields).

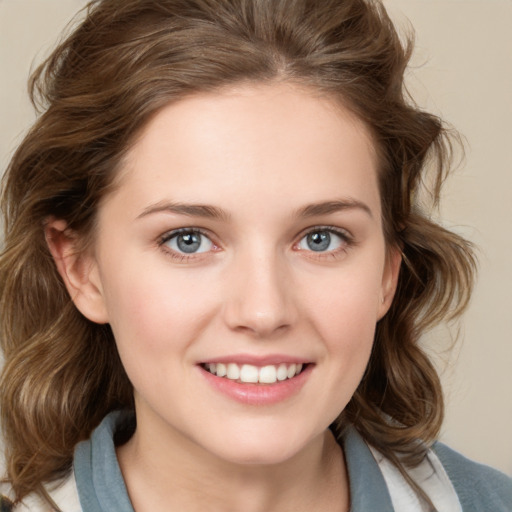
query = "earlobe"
xmin=44 ymin=217 xmax=109 ymax=324
xmin=377 ymin=246 xmax=402 ymax=320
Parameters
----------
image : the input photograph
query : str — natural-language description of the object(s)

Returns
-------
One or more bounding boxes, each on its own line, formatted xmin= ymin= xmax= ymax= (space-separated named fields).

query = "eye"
xmin=162 ymin=229 xmax=214 ymax=254
xmin=296 ymin=228 xmax=349 ymax=253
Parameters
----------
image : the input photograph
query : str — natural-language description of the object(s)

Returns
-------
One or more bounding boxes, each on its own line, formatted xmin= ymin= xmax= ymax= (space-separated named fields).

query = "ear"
xmin=44 ymin=217 xmax=109 ymax=324
xmin=377 ymin=245 xmax=402 ymax=320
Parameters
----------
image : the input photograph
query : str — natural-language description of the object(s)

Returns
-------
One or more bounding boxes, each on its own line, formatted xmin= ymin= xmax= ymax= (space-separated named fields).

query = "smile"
xmin=202 ymin=362 xmax=305 ymax=384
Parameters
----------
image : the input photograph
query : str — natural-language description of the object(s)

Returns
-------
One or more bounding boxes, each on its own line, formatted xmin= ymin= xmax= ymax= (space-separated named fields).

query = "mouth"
xmin=198 ymin=358 xmax=313 ymax=405
xmin=200 ymin=362 xmax=309 ymax=385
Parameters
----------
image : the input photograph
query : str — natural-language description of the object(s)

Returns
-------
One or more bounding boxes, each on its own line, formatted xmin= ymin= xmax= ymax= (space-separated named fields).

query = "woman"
xmin=1 ymin=0 xmax=511 ymax=510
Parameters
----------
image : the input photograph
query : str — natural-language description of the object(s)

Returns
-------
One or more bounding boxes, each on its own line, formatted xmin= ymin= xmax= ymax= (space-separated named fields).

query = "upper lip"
xmin=199 ymin=354 xmax=312 ymax=366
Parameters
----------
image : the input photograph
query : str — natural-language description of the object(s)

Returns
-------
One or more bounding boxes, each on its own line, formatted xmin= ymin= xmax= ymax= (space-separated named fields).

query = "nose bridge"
xmin=223 ymin=241 xmax=296 ymax=337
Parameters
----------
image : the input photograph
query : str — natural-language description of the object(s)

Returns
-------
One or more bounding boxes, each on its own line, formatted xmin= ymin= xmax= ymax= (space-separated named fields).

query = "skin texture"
xmin=47 ymin=83 xmax=401 ymax=512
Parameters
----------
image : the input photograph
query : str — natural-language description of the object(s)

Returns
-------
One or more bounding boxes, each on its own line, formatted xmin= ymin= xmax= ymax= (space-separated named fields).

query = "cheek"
xmin=101 ymin=261 xmax=219 ymax=357
xmin=101 ymin=268 xmax=222 ymax=406
xmin=287 ymin=275 xmax=380 ymax=430
xmin=319 ymin=293 xmax=377 ymax=379
xmin=306 ymin=264 xmax=383 ymax=338
xmin=301 ymin=262 xmax=384 ymax=387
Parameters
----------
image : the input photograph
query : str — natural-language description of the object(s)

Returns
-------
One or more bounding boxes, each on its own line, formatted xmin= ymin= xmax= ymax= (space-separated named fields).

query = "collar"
xmin=74 ymin=411 xmax=395 ymax=512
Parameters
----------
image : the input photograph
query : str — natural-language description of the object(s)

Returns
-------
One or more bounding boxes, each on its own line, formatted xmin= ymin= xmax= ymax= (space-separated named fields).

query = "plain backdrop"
xmin=1 ymin=0 xmax=511 ymax=477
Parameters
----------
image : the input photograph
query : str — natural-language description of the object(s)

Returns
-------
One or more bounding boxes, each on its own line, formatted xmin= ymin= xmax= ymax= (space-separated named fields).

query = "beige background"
xmin=1 ymin=0 xmax=511 ymax=476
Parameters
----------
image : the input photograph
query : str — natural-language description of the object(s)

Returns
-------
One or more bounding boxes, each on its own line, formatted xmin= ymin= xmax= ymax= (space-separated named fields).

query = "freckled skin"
xmin=68 ymin=83 xmax=400 ymax=510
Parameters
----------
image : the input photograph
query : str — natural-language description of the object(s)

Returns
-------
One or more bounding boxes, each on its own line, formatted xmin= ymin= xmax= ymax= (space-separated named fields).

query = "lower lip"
xmin=199 ymin=364 xmax=313 ymax=405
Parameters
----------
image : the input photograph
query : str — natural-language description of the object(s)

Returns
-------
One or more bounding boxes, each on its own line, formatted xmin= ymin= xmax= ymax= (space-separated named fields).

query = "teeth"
xmin=259 ymin=365 xmax=277 ymax=384
xmin=240 ymin=364 xmax=259 ymax=383
xmin=216 ymin=363 xmax=227 ymax=377
xmin=204 ymin=362 xmax=305 ymax=384
xmin=276 ymin=364 xmax=288 ymax=381
xmin=226 ymin=363 xmax=240 ymax=380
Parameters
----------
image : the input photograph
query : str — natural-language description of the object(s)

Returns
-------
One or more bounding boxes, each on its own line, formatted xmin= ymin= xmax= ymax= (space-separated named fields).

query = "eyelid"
xmin=293 ymin=225 xmax=355 ymax=256
xmin=297 ymin=225 xmax=354 ymax=243
xmin=156 ymin=225 xmax=355 ymax=263
xmin=158 ymin=227 xmax=221 ymax=261
xmin=159 ymin=227 xmax=214 ymax=245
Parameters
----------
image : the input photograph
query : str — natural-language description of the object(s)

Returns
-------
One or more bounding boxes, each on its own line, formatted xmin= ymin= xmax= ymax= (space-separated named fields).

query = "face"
xmin=72 ymin=83 xmax=399 ymax=465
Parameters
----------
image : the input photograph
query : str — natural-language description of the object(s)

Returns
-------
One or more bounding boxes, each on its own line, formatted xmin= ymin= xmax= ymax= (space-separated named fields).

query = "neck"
xmin=117 ymin=414 xmax=349 ymax=512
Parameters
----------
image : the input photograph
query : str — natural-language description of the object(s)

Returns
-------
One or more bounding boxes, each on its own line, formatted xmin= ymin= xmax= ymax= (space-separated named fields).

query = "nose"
xmin=222 ymin=249 xmax=297 ymax=338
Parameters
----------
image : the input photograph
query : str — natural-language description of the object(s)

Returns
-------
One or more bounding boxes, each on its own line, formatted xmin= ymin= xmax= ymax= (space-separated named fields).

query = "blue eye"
xmin=297 ymin=229 xmax=346 ymax=252
xmin=163 ymin=230 xmax=213 ymax=254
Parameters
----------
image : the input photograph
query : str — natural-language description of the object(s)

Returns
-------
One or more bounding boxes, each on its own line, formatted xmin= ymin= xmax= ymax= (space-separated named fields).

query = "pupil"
xmin=177 ymin=233 xmax=201 ymax=253
xmin=307 ymin=231 xmax=330 ymax=251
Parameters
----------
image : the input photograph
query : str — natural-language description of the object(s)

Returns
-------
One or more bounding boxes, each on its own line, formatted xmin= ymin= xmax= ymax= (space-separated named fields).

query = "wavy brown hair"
xmin=0 ymin=0 xmax=475 ymax=507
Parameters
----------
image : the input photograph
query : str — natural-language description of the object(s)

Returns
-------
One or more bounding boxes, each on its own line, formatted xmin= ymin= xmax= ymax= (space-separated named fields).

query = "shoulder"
xmin=433 ymin=441 xmax=512 ymax=511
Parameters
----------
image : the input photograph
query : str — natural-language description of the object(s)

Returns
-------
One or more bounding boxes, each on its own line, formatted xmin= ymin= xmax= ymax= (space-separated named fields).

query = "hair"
xmin=0 ymin=0 xmax=476 ymax=508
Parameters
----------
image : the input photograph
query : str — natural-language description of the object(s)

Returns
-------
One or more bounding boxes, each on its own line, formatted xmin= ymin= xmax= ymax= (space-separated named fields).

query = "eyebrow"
xmin=137 ymin=198 xmax=373 ymax=222
xmin=137 ymin=201 xmax=230 ymax=221
xmin=296 ymin=199 xmax=373 ymax=219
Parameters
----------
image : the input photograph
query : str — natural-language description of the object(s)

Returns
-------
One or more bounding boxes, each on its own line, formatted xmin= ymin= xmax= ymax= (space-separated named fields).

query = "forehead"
xmin=108 ymin=83 xmax=380 ymax=218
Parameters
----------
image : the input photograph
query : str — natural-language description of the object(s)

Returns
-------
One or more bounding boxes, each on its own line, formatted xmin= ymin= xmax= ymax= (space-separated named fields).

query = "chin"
xmin=203 ymin=424 xmax=318 ymax=467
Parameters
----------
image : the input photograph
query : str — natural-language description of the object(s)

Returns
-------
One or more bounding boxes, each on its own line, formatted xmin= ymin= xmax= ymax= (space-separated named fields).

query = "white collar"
xmin=369 ymin=444 xmax=463 ymax=512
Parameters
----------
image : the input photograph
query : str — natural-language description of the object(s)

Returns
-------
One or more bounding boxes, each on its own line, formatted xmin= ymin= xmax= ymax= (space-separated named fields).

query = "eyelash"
xmin=158 ymin=228 xmax=218 ymax=262
xmin=294 ymin=226 xmax=355 ymax=260
xmin=158 ymin=226 xmax=355 ymax=262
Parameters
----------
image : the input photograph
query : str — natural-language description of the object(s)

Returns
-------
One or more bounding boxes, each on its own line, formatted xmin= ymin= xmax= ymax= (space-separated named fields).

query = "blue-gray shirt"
xmin=73 ymin=411 xmax=512 ymax=511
